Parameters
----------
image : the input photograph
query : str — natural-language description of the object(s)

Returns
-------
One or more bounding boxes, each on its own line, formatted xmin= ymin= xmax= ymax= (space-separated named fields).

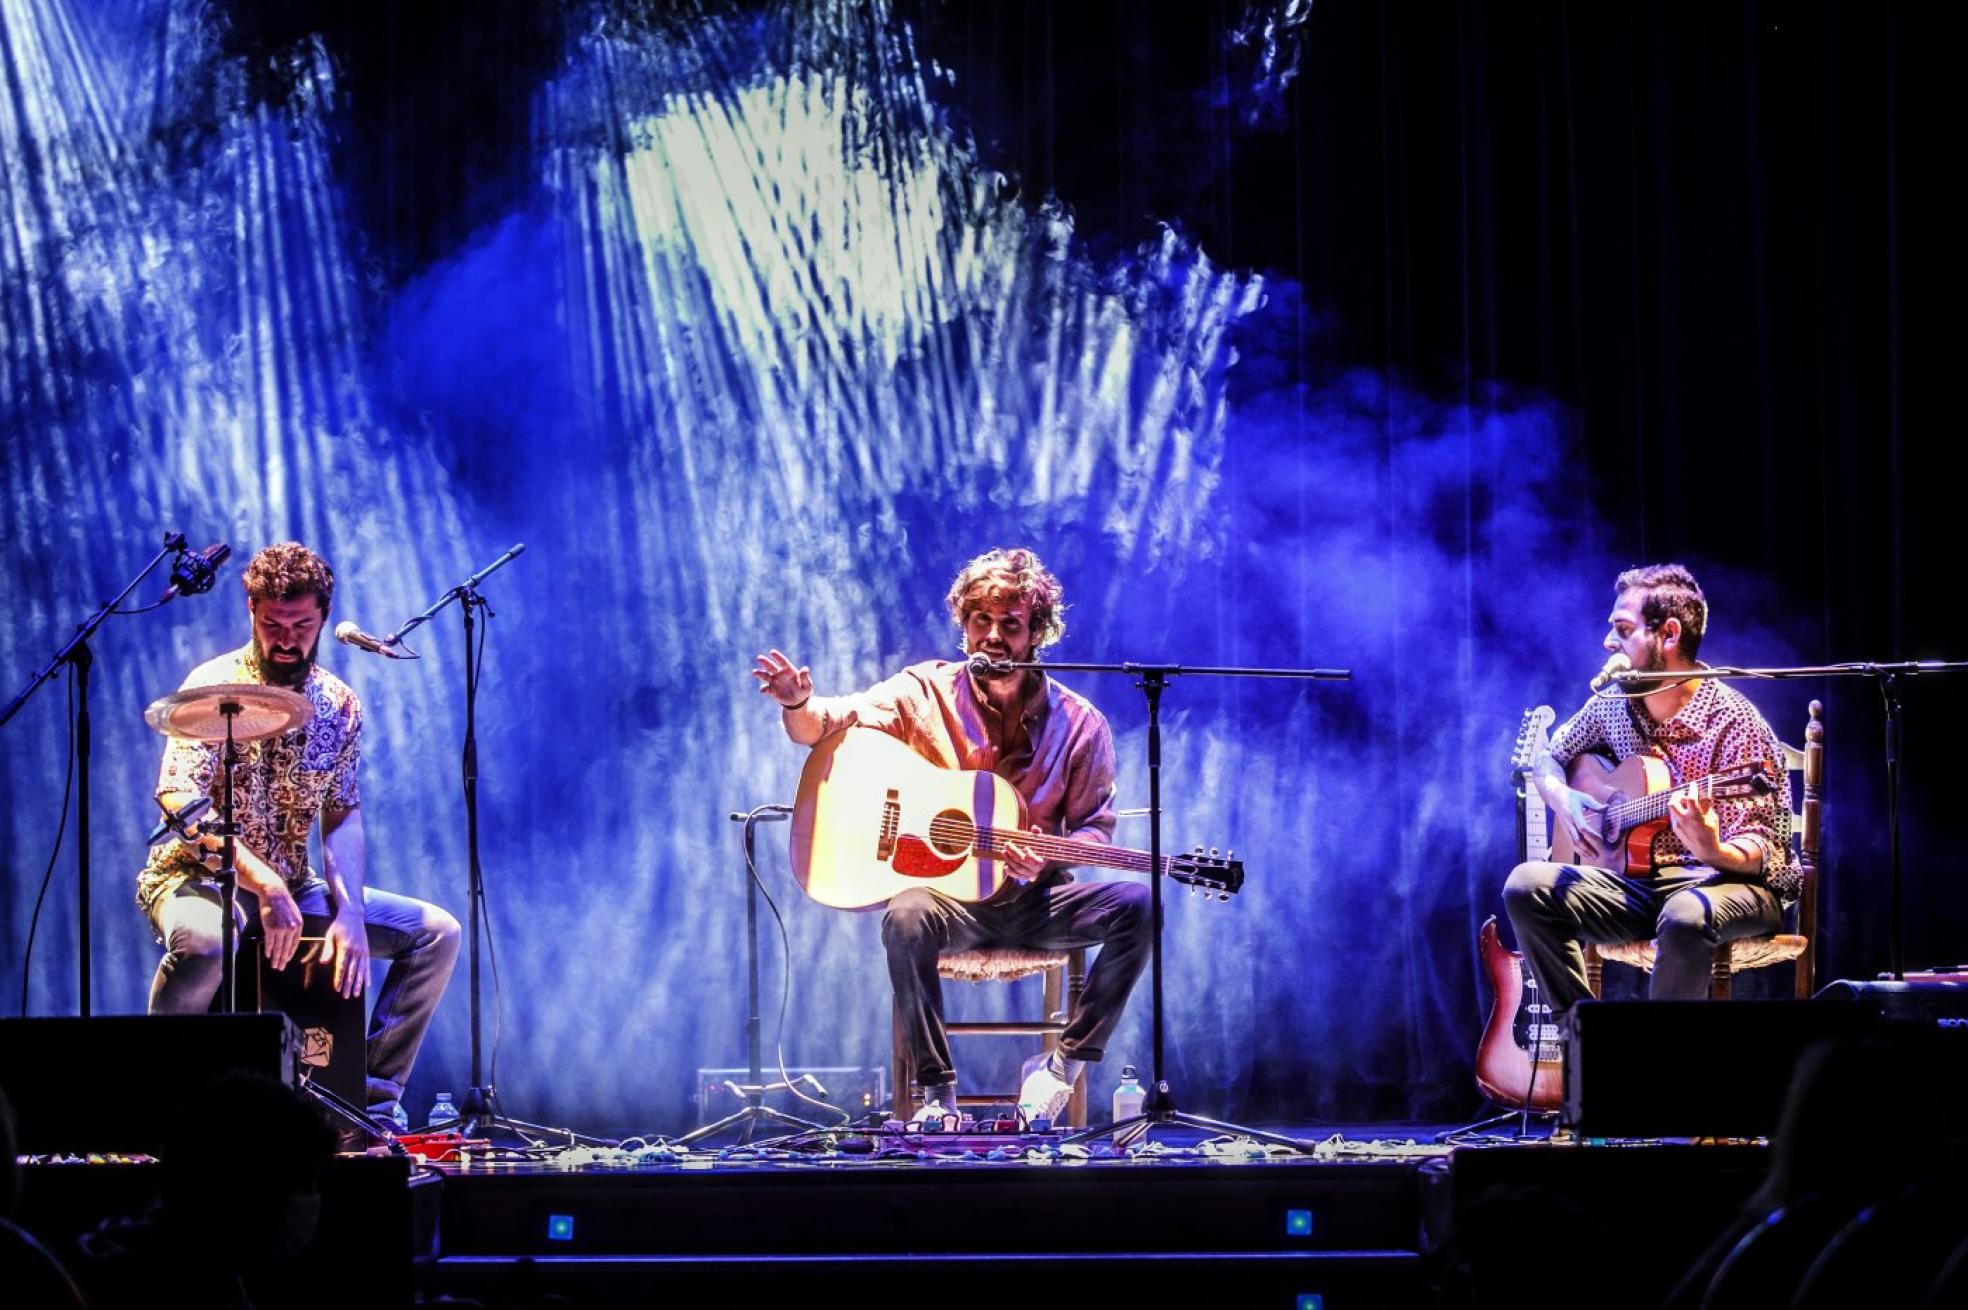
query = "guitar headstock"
xmin=1510 ymin=705 xmax=1556 ymax=778
xmin=1709 ymin=759 xmax=1778 ymax=799
xmin=1173 ymin=846 xmax=1244 ymax=899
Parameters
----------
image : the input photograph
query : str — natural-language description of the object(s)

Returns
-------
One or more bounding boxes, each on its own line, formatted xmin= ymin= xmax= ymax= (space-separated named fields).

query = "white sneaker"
xmin=910 ymin=1088 xmax=959 ymax=1129
xmin=1017 ymin=1054 xmax=1077 ymax=1125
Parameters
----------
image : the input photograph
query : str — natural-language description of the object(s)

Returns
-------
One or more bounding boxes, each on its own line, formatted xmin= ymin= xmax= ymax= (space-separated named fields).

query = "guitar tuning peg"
xmin=1209 ymin=847 xmax=1219 ymax=858
xmin=1218 ymin=891 xmax=1231 ymax=902
xmin=1225 ymin=849 xmax=1234 ymax=860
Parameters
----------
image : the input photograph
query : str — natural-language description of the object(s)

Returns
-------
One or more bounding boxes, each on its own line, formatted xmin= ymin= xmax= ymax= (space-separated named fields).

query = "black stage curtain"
xmin=915 ymin=0 xmax=1965 ymax=1007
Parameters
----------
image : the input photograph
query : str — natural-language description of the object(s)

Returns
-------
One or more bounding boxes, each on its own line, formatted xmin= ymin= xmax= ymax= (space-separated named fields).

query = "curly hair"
xmin=242 ymin=542 xmax=335 ymax=613
xmin=945 ymin=547 xmax=1067 ymax=650
xmin=1615 ymin=562 xmax=1707 ymax=660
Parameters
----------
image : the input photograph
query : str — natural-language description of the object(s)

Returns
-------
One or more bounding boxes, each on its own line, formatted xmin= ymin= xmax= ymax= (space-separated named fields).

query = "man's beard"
xmin=1626 ymin=636 xmax=1671 ymax=690
xmin=256 ymin=639 xmax=314 ymax=688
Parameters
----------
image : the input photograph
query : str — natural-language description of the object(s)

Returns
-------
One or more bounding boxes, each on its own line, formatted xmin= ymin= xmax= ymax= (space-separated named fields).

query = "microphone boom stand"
xmin=1609 ymin=659 xmax=1968 ymax=980
xmin=974 ymin=656 xmax=1351 ymax=1153
xmin=386 ymin=545 xmax=593 ymax=1143
xmin=1 ymin=532 xmax=193 ymax=1016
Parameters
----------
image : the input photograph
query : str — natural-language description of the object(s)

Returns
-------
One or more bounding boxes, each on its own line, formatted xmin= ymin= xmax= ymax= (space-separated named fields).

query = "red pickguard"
xmin=890 ymin=834 xmax=964 ymax=879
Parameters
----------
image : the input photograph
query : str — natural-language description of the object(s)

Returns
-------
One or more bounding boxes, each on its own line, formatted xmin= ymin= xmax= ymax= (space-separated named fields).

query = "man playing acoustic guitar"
xmin=1503 ymin=563 xmax=1797 ymax=1015
xmin=753 ymin=547 xmax=1150 ymax=1125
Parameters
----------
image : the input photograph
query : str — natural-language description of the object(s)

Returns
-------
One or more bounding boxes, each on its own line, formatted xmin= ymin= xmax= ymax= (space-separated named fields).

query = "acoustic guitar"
xmin=790 ymin=727 xmax=1243 ymax=911
xmin=1548 ymin=753 xmax=1777 ymax=875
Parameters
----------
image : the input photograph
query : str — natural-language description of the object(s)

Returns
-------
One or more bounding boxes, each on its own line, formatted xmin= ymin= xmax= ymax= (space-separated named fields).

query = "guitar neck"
xmin=1605 ymin=770 xmax=1730 ymax=835
xmin=970 ymin=825 xmax=1170 ymax=877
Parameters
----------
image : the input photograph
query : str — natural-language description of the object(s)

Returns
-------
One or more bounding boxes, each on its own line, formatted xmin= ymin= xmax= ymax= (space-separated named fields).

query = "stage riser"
xmin=438 ymin=1163 xmax=1421 ymax=1257
xmin=426 ymin=1252 xmax=1425 ymax=1306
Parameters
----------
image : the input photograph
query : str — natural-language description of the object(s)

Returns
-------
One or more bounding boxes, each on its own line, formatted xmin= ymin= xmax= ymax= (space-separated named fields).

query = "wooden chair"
xmin=1588 ymin=700 xmax=1825 ymax=999
xmin=891 ymin=947 xmax=1089 ymax=1126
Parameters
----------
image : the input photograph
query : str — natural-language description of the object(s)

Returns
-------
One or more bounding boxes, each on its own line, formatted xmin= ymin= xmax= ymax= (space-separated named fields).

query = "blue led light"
xmin=547 ymin=1214 xmax=575 ymax=1242
xmin=1285 ymin=1208 xmax=1314 ymax=1237
xmin=1296 ymin=1296 xmax=1324 ymax=1310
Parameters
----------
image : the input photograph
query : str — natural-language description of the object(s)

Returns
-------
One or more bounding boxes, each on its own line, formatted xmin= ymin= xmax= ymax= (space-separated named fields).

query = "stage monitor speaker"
xmin=1813 ymin=976 xmax=1968 ymax=1030
xmin=0 ymin=1013 xmax=299 ymax=1156
xmin=1560 ymin=1000 xmax=1877 ymax=1139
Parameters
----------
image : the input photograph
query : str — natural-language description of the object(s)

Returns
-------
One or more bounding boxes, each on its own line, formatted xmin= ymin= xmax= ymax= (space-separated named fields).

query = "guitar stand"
xmin=678 ymin=1074 xmax=832 ymax=1148
xmin=677 ymin=806 xmax=834 ymax=1148
xmin=1435 ymin=1104 xmax=1558 ymax=1144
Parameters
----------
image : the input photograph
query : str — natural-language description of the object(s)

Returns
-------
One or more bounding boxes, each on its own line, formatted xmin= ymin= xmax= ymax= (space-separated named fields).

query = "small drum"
xmin=230 ymin=915 xmax=368 ymax=1113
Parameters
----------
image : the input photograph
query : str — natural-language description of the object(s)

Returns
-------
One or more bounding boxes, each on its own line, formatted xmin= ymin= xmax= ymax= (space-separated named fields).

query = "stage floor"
xmin=20 ymin=1121 xmax=1774 ymax=1307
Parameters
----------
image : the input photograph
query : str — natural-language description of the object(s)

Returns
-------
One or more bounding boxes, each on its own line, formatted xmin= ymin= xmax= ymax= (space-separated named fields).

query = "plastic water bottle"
xmin=1111 ymin=1065 xmax=1146 ymax=1121
xmin=426 ymin=1092 xmax=461 ymax=1133
xmin=389 ymin=1103 xmax=410 ymax=1134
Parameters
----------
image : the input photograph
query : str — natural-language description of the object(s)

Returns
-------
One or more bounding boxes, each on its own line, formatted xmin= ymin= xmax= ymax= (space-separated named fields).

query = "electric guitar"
xmin=789 ymin=727 xmax=1244 ymax=911
xmin=1473 ymin=706 xmax=1563 ymax=1110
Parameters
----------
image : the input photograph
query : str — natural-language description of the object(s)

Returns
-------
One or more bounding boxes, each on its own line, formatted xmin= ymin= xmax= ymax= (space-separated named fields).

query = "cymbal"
xmin=143 ymin=683 xmax=312 ymax=743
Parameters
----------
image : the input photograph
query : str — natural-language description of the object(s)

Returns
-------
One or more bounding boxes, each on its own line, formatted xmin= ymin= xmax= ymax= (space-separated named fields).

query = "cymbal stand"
xmin=211 ymin=699 xmax=246 ymax=1014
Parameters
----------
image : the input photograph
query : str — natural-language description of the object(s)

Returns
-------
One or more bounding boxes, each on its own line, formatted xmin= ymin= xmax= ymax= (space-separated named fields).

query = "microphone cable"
xmin=19 ymin=670 xmax=78 ymax=1016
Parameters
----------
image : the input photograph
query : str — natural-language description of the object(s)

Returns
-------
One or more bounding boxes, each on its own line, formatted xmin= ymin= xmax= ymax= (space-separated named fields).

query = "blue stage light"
xmin=547 ymin=1213 xmax=575 ymax=1242
xmin=1285 ymin=1207 xmax=1314 ymax=1236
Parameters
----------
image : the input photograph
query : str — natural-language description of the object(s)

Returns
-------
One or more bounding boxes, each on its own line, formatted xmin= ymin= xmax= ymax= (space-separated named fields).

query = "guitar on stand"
xmin=1473 ymin=707 xmax=1563 ymax=1112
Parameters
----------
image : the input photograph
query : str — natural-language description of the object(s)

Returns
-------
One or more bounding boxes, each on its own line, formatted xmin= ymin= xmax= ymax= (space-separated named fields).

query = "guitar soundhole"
xmin=928 ymin=809 xmax=975 ymax=857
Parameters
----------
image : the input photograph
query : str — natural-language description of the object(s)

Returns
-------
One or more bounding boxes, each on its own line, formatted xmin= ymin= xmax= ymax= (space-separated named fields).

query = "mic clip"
xmin=147 ymin=795 xmax=213 ymax=847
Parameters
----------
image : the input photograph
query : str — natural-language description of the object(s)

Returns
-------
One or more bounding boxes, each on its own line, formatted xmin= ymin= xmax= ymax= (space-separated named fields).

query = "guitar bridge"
xmin=877 ymin=789 xmax=899 ymax=861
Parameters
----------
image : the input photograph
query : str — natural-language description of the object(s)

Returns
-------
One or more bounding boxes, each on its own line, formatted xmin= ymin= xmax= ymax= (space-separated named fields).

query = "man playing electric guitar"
xmin=1503 ymin=564 xmax=1797 ymax=1015
xmin=752 ymin=547 xmax=1150 ymax=1125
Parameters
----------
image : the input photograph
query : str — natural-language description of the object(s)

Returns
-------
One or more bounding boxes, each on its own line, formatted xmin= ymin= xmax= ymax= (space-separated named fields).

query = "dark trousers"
xmin=1503 ymin=860 xmax=1784 ymax=1015
xmin=883 ymin=878 xmax=1152 ymax=1088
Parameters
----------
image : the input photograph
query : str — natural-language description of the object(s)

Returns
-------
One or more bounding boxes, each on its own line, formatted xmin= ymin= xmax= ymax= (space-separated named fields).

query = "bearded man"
xmin=140 ymin=542 xmax=459 ymax=1125
xmin=753 ymin=547 xmax=1150 ymax=1124
xmin=1503 ymin=563 xmax=1796 ymax=1013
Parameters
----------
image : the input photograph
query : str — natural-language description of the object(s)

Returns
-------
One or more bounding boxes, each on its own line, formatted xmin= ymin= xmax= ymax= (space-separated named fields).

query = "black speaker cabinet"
xmin=1814 ymin=976 xmax=1968 ymax=1028
xmin=1560 ymin=1000 xmax=1877 ymax=1139
xmin=0 ymin=1013 xmax=300 ymax=1155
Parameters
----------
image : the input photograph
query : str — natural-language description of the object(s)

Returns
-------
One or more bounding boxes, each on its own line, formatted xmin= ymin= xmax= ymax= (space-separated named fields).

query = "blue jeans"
xmin=147 ymin=876 xmax=460 ymax=1117
xmin=883 ymin=877 xmax=1153 ymax=1088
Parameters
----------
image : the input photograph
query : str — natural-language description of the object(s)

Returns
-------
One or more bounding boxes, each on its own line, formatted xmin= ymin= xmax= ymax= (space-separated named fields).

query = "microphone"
xmin=728 ymin=804 xmax=793 ymax=823
xmin=146 ymin=795 xmax=212 ymax=847
xmin=158 ymin=542 xmax=231 ymax=604
xmin=967 ymin=653 xmax=1014 ymax=677
xmin=334 ymin=620 xmax=411 ymax=660
xmin=1589 ymin=652 xmax=1633 ymax=691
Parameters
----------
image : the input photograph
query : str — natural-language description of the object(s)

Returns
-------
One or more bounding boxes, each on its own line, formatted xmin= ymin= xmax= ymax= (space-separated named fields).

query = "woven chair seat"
xmin=1597 ymin=934 xmax=1809 ymax=975
xmin=936 ymin=948 xmax=1070 ymax=984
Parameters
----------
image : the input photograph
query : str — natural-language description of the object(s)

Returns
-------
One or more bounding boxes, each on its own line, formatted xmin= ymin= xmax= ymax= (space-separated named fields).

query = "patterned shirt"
xmin=1548 ymin=676 xmax=1798 ymax=899
xmin=802 ymin=659 xmax=1117 ymax=892
xmin=136 ymin=644 xmax=361 ymax=914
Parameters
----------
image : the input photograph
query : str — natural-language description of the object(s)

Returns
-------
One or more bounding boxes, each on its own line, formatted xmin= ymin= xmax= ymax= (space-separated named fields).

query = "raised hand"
xmin=751 ymin=649 xmax=814 ymax=708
